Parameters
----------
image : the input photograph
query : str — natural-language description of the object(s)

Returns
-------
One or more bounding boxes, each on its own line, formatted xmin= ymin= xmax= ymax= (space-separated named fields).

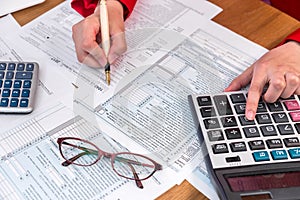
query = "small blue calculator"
xmin=189 ymin=91 xmax=300 ymax=200
xmin=0 ymin=61 xmax=39 ymax=114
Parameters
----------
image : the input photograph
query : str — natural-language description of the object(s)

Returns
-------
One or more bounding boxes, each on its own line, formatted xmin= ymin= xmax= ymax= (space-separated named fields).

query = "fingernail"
xmin=246 ymin=110 xmax=255 ymax=120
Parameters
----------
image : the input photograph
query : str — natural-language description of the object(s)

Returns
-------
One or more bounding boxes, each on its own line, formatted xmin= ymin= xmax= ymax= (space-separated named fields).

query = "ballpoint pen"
xmin=100 ymin=0 xmax=111 ymax=85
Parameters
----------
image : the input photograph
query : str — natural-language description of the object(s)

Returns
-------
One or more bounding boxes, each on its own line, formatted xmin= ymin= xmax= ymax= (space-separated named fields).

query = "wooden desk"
xmin=11 ymin=0 xmax=300 ymax=200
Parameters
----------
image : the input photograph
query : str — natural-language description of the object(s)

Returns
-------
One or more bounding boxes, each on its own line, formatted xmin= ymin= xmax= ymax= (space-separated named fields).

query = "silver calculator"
xmin=189 ymin=91 xmax=300 ymax=200
xmin=0 ymin=61 xmax=39 ymax=114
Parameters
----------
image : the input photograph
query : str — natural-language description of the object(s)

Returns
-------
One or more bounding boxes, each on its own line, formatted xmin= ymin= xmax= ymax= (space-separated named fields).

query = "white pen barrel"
xmin=100 ymin=0 xmax=110 ymax=57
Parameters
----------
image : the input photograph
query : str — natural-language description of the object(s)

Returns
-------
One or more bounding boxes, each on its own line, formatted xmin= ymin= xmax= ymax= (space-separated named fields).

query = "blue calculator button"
xmin=17 ymin=63 xmax=25 ymax=71
xmin=20 ymin=99 xmax=29 ymax=107
xmin=5 ymin=72 xmax=14 ymax=79
xmin=0 ymin=80 xmax=2 ymax=87
xmin=0 ymin=98 xmax=9 ymax=107
xmin=2 ymin=89 xmax=11 ymax=97
xmin=13 ymin=80 xmax=22 ymax=88
xmin=253 ymin=151 xmax=270 ymax=162
xmin=12 ymin=89 xmax=20 ymax=97
xmin=288 ymin=148 xmax=300 ymax=159
xmin=0 ymin=72 xmax=4 ymax=79
xmin=271 ymin=150 xmax=288 ymax=160
xmin=7 ymin=63 xmax=16 ymax=70
xmin=10 ymin=99 xmax=19 ymax=107
xmin=26 ymin=63 xmax=34 ymax=71
xmin=16 ymin=72 xmax=32 ymax=79
xmin=4 ymin=80 xmax=12 ymax=88
xmin=23 ymin=81 xmax=31 ymax=88
xmin=21 ymin=90 xmax=30 ymax=97
xmin=0 ymin=63 xmax=6 ymax=70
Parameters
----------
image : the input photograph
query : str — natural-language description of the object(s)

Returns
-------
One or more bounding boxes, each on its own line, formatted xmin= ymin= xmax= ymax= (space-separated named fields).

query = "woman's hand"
xmin=225 ymin=41 xmax=300 ymax=120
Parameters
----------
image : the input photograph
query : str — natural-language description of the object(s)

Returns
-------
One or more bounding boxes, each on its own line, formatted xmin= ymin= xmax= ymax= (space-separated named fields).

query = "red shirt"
xmin=71 ymin=0 xmax=299 ymax=43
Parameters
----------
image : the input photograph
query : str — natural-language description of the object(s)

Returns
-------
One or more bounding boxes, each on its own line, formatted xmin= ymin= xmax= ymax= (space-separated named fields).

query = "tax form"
xmin=0 ymin=0 xmax=268 ymax=199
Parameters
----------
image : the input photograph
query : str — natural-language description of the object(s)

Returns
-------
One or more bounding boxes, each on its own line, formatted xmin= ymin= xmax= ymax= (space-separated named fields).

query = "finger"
xmin=74 ymin=43 xmax=104 ymax=68
xmin=245 ymin=64 xmax=268 ymax=120
xmin=108 ymin=32 xmax=127 ymax=63
xmin=281 ymin=72 xmax=300 ymax=98
xmin=263 ymin=72 xmax=286 ymax=102
xmin=224 ymin=66 xmax=253 ymax=91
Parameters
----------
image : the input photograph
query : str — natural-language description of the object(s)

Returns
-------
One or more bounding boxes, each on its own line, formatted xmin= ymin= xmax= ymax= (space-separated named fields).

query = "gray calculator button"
xmin=266 ymin=139 xmax=283 ymax=149
xmin=272 ymin=112 xmax=288 ymax=123
xmin=212 ymin=143 xmax=229 ymax=154
xmin=243 ymin=126 xmax=260 ymax=138
xmin=213 ymin=95 xmax=233 ymax=116
xmin=277 ymin=124 xmax=294 ymax=135
xmin=256 ymin=113 xmax=272 ymax=124
xmin=248 ymin=140 xmax=265 ymax=150
xmin=260 ymin=125 xmax=277 ymax=136
xmin=230 ymin=142 xmax=247 ymax=152
xmin=208 ymin=130 xmax=224 ymax=141
xmin=225 ymin=128 xmax=242 ymax=139
xmin=239 ymin=115 xmax=255 ymax=126
xmin=204 ymin=118 xmax=220 ymax=129
xmin=283 ymin=137 xmax=300 ymax=147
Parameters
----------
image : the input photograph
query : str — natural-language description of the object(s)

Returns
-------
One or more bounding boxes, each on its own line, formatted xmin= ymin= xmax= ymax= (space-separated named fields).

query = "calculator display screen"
xmin=227 ymin=171 xmax=300 ymax=192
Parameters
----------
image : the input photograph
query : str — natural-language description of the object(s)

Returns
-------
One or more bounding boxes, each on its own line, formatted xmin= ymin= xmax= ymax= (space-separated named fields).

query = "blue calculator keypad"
xmin=0 ymin=61 xmax=39 ymax=114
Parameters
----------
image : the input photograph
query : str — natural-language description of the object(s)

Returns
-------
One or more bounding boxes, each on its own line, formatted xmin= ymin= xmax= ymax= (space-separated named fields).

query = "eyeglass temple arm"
xmin=115 ymin=157 xmax=162 ymax=170
xmin=126 ymin=162 xmax=144 ymax=189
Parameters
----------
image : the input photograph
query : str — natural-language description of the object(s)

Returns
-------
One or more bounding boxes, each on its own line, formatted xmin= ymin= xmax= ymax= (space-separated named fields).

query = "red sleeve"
xmin=71 ymin=0 xmax=137 ymax=18
xmin=270 ymin=0 xmax=300 ymax=21
xmin=280 ymin=28 xmax=300 ymax=45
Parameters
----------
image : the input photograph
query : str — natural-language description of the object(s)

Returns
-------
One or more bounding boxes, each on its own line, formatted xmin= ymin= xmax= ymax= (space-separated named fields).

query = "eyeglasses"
xmin=57 ymin=137 xmax=162 ymax=189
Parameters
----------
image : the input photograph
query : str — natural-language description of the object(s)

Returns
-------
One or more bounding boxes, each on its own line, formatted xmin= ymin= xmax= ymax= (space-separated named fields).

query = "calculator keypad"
xmin=0 ymin=62 xmax=39 ymax=113
xmin=190 ymin=91 xmax=300 ymax=168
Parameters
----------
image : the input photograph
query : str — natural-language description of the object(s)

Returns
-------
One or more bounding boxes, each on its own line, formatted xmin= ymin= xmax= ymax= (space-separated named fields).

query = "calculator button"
xmin=17 ymin=63 xmax=25 ymax=71
xmin=2 ymin=89 xmax=11 ymax=97
xmin=249 ymin=140 xmax=265 ymax=150
xmin=234 ymin=104 xmax=246 ymax=114
xmin=284 ymin=137 xmax=300 ymax=147
xmin=10 ymin=99 xmax=19 ymax=107
xmin=204 ymin=118 xmax=220 ymax=129
xmin=289 ymin=111 xmax=300 ymax=122
xmin=21 ymin=90 xmax=30 ymax=97
xmin=277 ymin=124 xmax=294 ymax=135
xmin=256 ymin=113 xmax=272 ymax=124
xmin=0 ymin=63 xmax=6 ymax=70
xmin=230 ymin=142 xmax=247 ymax=152
xmin=26 ymin=63 xmax=35 ymax=71
xmin=197 ymin=96 xmax=212 ymax=106
xmin=288 ymin=148 xmax=300 ymax=159
xmin=4 ymin=80 xmax=12 ymax=88
xmin=16 ymin=72 xmax=33 ymax=79
xmin=253 ymin=151 xmax=269 ymax=162
xmin=0 ymin=72 xmax=4 ymax=79
xmin=221 ymin=116 xmax=237 ymax=127
xmin=20 ymin=99 xmax=29 ymax=107
xmin=267 ymin=101 xmax=283 ymax=112
xmin=0 ymin=98 xmax=9 ymax=107
xmin=13 ymin=80 xmax=22 ymax=88
xmin=256 ymin=103 xmax=267 ymax=113
xmin=5 ymin=72 xmax=14 ymax=79
xmin=200 ymin=107 xmax=216 ymax=117
xmin=225 ymin=128 xmax=242 ymax=139
xmin=295 ymin=123 xmax=300 ymax=134
xmin=23 ymin=81 xmax=31 ymax=88
xmin=271 ymin=150 xmax=288 ymax=160
xmin=213 ymin=95 xmax=233 ymax=116
xmin=230 ymin=93 xmax=246 ymax=103
xmin=212 ymin=143 xmax=229 ymax=154
xmin=7 ymin=63 xmax=16 ymax=70
xmin=239 ymin=115 xmax=255 ymax=126
xmin=266 ymin=139 xmax=283 ymax=149
xmin=284 ymin=100 xmax=300 ymax=110
xmin=272 ymin=112 xmax=289 ymax=123
xmin=260 ymin=125 xmax=277 ymax=136
xmin=0 ymin=80 xmax=2 ymax=87
xmin=207 ymin=130 xmax=224 ymax=141
xmin=12 ymin=89 xmax=20 ymax=97
xmin=226 ymin=156 xmax=241 ymax=163
xmin=243 ymin=126 xmax=260 ymax=138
